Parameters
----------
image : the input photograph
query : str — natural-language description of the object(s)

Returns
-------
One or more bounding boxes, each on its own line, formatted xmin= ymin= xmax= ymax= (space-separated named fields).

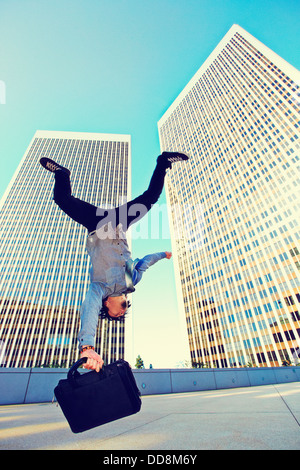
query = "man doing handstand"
xmin=40 ymin=151 xmax=188 ymax=371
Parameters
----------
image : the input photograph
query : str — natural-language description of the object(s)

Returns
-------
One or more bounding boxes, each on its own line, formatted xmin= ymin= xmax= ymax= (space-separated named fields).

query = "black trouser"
xmin=53 ymin=158 xmax=168 ymax=233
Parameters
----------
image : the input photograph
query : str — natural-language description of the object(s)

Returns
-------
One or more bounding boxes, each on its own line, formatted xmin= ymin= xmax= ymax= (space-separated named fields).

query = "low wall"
xmin=0 ymin=366 xmax=299 ymax=405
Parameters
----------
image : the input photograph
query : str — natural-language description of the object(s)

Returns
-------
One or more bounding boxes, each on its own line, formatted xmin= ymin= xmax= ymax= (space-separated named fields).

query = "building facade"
xmin=158 ymin=25 xmax=300 ymax=368
xmin=0 ymin=130 xmax=132 ymax=367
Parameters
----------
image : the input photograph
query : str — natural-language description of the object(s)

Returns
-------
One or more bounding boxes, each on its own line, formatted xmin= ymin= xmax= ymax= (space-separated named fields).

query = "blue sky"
xmin=0 ymin=0 xmax=299 ymax=368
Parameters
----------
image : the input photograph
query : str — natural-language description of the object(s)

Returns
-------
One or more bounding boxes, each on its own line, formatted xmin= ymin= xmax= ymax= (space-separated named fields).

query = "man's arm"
xmin=77 ymin=283 xmax=105 ymax=372
xmin=133 ymin=251 xmax=172 ymax=285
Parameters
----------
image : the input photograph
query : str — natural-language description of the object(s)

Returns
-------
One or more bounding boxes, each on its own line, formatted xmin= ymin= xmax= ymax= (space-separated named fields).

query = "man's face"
xmin=104 ymin=294 xmax=128 ymax=318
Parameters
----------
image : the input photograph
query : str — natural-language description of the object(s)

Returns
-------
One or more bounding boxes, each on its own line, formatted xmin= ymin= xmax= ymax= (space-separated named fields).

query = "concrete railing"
xmin=0 ymin=366 xmax=299 ymax=405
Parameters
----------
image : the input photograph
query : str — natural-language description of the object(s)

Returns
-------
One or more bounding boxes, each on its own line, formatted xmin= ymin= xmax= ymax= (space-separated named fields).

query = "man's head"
xmin=100 ymin=294 xmax=131 ymax=321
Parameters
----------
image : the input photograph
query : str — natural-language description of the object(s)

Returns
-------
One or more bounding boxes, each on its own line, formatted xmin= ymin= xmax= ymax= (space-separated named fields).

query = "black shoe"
xmin=40 ymin=157 xmax=70 ymax=175
xmin=158 ymin=151 xmax=189 ymax=168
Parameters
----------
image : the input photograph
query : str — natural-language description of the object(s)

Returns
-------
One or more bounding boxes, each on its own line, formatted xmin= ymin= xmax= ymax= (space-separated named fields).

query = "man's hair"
xmin=99 ymin=298 xmax=131 ymax=321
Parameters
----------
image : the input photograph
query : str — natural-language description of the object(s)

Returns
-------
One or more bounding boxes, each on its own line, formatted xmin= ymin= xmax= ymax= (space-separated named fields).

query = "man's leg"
xmin=41 ymin=157 xmax=118 ymax=233
xmin=40 ymin=157 xmax=99 ymax=231
xmin=116 ymin=151 xmax=188 ymax=229
xmin=53 ymin=169 xmax=99 ymax=232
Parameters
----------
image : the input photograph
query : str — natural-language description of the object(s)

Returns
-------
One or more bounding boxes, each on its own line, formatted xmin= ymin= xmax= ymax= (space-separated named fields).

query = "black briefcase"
xmin=54 ymin=358 xmax=142 ymax=433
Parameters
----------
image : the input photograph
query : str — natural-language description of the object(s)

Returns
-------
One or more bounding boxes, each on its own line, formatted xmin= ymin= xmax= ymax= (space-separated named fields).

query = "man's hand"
xmin=165 ymin=251 xmax=172 ymax=259
xmin=80 ymin=347 xmax=104 ymax=373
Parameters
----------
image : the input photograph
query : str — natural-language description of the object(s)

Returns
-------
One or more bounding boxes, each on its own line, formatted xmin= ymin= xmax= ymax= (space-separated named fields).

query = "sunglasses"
xmin=121 ymin=300 xmax=131 ymax=310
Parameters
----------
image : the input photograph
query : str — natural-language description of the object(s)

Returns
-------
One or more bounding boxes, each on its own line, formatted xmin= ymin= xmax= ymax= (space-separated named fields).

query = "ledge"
xmin=0 ymin=366 xmax=299 ymax=405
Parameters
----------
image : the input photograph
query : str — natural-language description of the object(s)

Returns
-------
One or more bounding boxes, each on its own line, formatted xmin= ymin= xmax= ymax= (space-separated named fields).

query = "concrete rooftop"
xmin=0 ymin=382 xmax=299 ymax=451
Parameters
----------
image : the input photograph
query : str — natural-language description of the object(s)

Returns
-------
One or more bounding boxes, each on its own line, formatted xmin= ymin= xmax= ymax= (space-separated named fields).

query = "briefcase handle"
xmin=67 ymin=357 xmax=88 ymax=382
xmin=67 ymin=357 xmax=106 ymax=387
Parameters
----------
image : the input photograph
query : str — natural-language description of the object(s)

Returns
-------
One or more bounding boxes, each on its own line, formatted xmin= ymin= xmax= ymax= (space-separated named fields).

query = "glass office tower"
xmin=158 ymin=25 xmax=300 ymax=368
xmin=0 ymin=130 xmax=132 ymax=367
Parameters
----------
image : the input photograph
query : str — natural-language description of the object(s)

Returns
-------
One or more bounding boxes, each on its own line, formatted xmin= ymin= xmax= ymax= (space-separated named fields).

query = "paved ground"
xmin=0 ymin=382 xmax=299 ymax=451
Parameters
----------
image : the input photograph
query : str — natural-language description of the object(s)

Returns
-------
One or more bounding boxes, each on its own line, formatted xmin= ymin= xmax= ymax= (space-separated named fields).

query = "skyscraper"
xmin=0 ymin=130 xmax=132 ymax=368
xmin=158 ymin=25 xmax=300 ymax=368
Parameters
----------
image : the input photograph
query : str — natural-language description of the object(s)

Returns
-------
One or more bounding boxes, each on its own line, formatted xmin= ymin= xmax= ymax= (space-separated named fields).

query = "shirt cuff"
xmin=78 ymin=334 xmax=95 ymax=350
